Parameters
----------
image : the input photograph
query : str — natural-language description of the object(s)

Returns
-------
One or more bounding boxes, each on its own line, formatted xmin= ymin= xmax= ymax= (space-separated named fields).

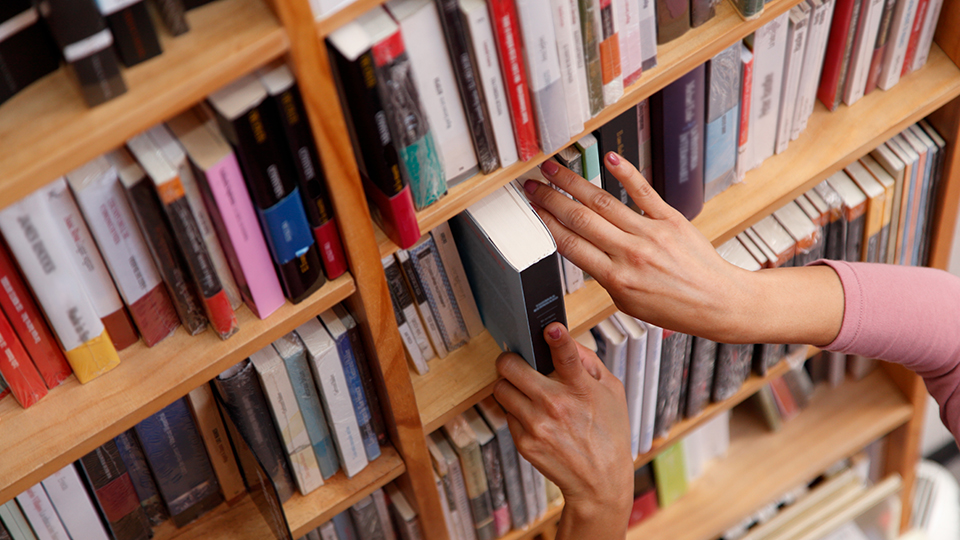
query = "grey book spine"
xmin=684 ymin=337 xmax=716 ymax=418
xmin=753 ymin=343 xmax=784 ymax=375
xmin=408 ymin=237 xmax=469 ymax=351
xmin=712 ymin=343 xmax=753 ymax=401
xmin=479 ymin=437 xmax=510 ymax=535
xmin=150 ymin=0 xmax=188 ymax=35
xmin=349 ymin=496 xmax=387 ymax=540
xmin=654 ymin=331 xmax=689 ymax=438
xmin=731 ymin=0 xmax=764 ymax=19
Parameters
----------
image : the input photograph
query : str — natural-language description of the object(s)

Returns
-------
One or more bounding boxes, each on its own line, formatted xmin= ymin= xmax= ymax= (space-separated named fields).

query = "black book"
xmin=150 ymin=0 xmax=189 ymax=35
xmin=335 ymin=304 xmax=388 ymax=447
xmin=208 ymin=75 xmax=326 ymax=304
xmin=44 ymin=0 xmax=126 ymax=107
xmin=436 ymin=0 xmax=499 ymax=174
xmin=213 ymin=359 xmax=296 ymax=502
xmin=0 ymin=518 xmax=9 ymax=540
xmin=684 ymin=337 xmax=716 ymax=418
xmin=656 ymin=0 xmax=690 ymax=44
xmin=675 ymin=333 xmax=693 ymax=421
xmin=650 ymin=64 xmax=705 ymax=220
xmin=77 ymin=440 xmax=153 ymax=540
xmin=595 ymin=107 xmax=640 ymax=208
xmin=654 ymin=330 xmax=689 ymax=438
xmin=690 ymin=0 xmax=715 ymax=27
xmin=183 ymin=0 xmax=217 ymax=8
xmin=258 ymin=62 xmax=347 ymax=280
xmin=0 ymin=0 xmax=60 ymax=105
xmin=99 ymin=1 xmax=162 ymax=67
xmin=712 ymin=343 xmax=752 ymax=402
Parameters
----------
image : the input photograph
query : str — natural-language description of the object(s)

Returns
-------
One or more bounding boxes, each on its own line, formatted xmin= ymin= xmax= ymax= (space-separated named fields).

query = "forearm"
xmin=556 ymin=499 xmax=632 ymax=540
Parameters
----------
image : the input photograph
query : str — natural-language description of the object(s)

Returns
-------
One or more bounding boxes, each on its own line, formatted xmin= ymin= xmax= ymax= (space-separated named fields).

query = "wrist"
xmin=558 ymin=494 xmax=633 ymax=539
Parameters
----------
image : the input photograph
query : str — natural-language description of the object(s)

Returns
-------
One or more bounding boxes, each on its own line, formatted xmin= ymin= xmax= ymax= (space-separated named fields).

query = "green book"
xmin=653 ymin=442 xmax=689 ymax=507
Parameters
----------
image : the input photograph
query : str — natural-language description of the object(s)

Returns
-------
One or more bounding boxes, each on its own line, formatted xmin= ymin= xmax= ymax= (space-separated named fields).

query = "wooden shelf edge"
xmin=0 ymin=274 xmax=356 ymax=504
xmin=500 ymin=504 xmax=565 ymax=540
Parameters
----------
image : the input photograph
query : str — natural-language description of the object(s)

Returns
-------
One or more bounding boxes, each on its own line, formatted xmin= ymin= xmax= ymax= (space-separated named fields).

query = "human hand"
xmin=494 ymin=322 xmax=633 ymax=539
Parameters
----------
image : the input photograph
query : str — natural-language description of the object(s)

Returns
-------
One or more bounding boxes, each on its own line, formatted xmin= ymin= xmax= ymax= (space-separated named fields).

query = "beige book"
xmin=186 ymin=384 xmax=246 ymax=502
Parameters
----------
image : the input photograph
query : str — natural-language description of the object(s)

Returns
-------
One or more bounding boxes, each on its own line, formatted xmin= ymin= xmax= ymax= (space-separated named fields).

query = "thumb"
xmin=545 ymin=322 xmax=585 ymax=387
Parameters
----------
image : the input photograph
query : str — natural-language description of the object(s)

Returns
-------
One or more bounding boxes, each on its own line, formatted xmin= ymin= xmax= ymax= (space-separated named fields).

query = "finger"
xmin=493 ymin=379 xmax=535 ymax=425
xmin=496 ymin=352 xmax=548 ymax=400
xmin=574 ymin=341 xmax=605 ymax=381
xmin=540 ymin=160 xmax=645 ymax=234
xmin=504 ymin=412 xmax=532 ymax=456
xmin=522 ymin=178 xmax=626 ymax=252
xmin=533 ymin=204 xmax=614 ymax=279
xmin=604 ymin=152 xmax=675 ymax=220
xmin=544 ymin=323 xmax=586 ymax=389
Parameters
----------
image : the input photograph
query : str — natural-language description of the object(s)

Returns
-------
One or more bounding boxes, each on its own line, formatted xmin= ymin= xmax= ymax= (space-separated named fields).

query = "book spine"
xmin=430 ymin=222 xmax=484 ymax=339
xmin=639 ymin=322 xmax=661 ymax=453
xmin=398 ymin=250 xmax=449 ymax=358
xmin=515 ymin=0 xmax=571 ymax=153
xmin=113 ymin=430 xmax=168 ymax=525
xmin=388 ymin=272 xmax=429 ymax=375
xmin=684 ymin=337 xmax=716 ymax=418
xmin=818 ymin=0 xmax=858 ymax=108
xmin=445 ymin=452 xmax=481 ymax=540
xmin=134 ymin=398 xmax=223 ymax=527
xmin=41 ymin=465 xmax=111 ymax=540
xmin=0 ymin=311 xmax=46 ymax=408
xmin=0 ymin=192 xmax=121 ymax=383
xmin=42 ymin=179 xmax=138 ymax=350
xmin=598 ymin=0 xmax=624 ymax=104
xmin=409 ymin=238 xmax=469 ymax=351
xmin=486 ymin=0 xmax=540 ymax=161
xmin=77 ymin=440 xmax=152 ymax=540
xmin=654 ymin=0 xmax=690 ymax=43
xmin=16 ymin=485 xmax=69 ymax=540
xmin=327 ymin=326 xmax=382 ymax=462
xmin=479 ymin=439 xmax=511 ymax=536
xmin=517 ymin=255 xmax=568 ymax=374
xmin=731 ymin=0 xmax=763 ymax=19
xmin=597 ymin=106 xmax=640 ymax=206
xmin=68 ymin=166 xmax=180 ymax=346
xmin=836 ymin=0 xmax=865 ymax=109
xmin=185 ymin=385 xmax=247 ymax=503
xmin=736 ymin=45 xmax=753 ymax=181
xmin=864 ymin=0 xmax=898 ymax=94
xmin=0 ymin=8 xmax=60 ymax=107
xmin=384 ymin=257 xmax=433 ymax=369
xmin=844 ymin=0 xmax=885 ymax=105
xmin=704 ymin=44 xmax=742 ymax=201
xmin=371 ymin=488 xmax=397 ymax=540
xmin=712 ymin=343 xmax=752 ymax=401
xmin=438 ymin=0 xmax=501 ymax=174
xmin=150 ymin=0 xmax=188 ymax=35
xmin=775 ymin=8 xmax=808 ymax=153
xmin=123 ymin=175 xmax=209 ymax=334
xmin=371 ymin=28 xmax=448 ymax=208
xmin=616 ymin=0 xmax=643 ymax=84
xmin=908 ymin=0 xmax=942 ymax=72
xmin=0 ymin=241 xmax=71 ymax=389
xmin=551 ymin=0 xmax=587 ymax=133
xmin=213 ymin=360 xmax=296 ymax=502
xmin=654 ymin=331 xmax=688 ymax=438
xmin=101 ymin=2 xmax=162 ymax=67
xmin=796 ymin=0 xmax=836 ymax=136
xmin=877 ymin=0 xmax=918 ymax=89
xmin=749 ymin=15 xmax=789 ymax=166
xmin=530 ymin=467 xmax=547 ymax=519
xmin=566 ymin=0 xmax=593 ymax=120
xmin=690 ymin=0 xmax=715 ymax=27
xmin=578 ymin=0 xmax=607 ymax=116
xmin=338 ymin=308 xmax=389 ymax=448
xmin=515 ymin=454 xmax=538 ymax=526
xmin=899 ymin=0 xmax=930 ymax=76
xmin=350 ymin=496 xmax=388 ymax=540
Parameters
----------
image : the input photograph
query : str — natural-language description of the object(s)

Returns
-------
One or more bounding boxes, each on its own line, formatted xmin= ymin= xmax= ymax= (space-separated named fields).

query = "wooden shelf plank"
xmin=0 ymin=0 xmax=288 ymax=208
xmin=0 ymin=274 xmax=355 ymax=504
xmin=500 ymin=504 xmax=565 ymax=540
xmin=154 ymin=445 xmax=405 ymax=539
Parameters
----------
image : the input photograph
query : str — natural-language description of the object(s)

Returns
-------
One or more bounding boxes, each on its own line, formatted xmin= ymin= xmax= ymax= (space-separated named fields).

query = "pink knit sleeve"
xmin=815 ymin=260 xmax=960 ymax=442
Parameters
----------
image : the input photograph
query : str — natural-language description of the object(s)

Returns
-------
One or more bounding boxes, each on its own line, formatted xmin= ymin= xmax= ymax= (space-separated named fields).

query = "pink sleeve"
xmin=815 ymin=259 xmax=960 ymax=442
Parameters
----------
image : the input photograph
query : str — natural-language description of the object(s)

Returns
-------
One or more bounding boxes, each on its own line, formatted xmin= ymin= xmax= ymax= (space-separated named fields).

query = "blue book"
xmin=319 ymin=310 xmax=381 ymax=462
xmin=272 ymin=332 xmax=341 ymax=479
xmin=134 ymin=398 xmax=223 ymax=528
xmin=114 ymin=430 xmax=168 ymax=526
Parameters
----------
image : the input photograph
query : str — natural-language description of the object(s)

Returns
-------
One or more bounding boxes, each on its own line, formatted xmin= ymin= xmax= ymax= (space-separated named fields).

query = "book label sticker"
xmin=63 ymin=29 xmax=114 ymax=62
xmin=258 ymin=187 xmax=314 ymax=265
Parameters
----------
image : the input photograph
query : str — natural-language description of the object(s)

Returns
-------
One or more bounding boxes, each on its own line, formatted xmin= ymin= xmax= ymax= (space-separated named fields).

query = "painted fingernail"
xmin=606 ymin=152 xmax=621 ymax=166
xmin=524 ymin=179 xmax=538 ymax=194
xmin=548 ymin=326 xmax=562 ymax=340
xmin=540 ymin=160 xmax=559 ymax=176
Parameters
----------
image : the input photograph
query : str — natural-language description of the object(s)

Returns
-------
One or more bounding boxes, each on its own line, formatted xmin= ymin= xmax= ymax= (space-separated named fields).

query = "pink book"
xmin=167 ymin=108 xmax=286 ymax=320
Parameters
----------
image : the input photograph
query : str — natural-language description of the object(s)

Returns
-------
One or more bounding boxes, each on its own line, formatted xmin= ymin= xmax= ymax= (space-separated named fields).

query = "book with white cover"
xmin=775 ymin=4 xmax=810 ymax=155
xmin=514 ymin=0 xmax=570 ymax=153
xmin=749 ymin=13 xmax=790 ymax=169
xmin=397 ymin=248 xmax=449 ymax=359
xmin=682 ymin=423 xmax=707 ymax=482
xmin=384 ymin=255 xmax=428 ymax=374
xmin=433 ymin=469 xmax=463 ymax=540
xmin=371 ymin=488 xmax=398 ymax=540
xmin=638 ymin=321 xmax=662 ymax=453
xmin=909 ymin=0 xmax=943 ymax=72
xmin=637 ymin=0 xmax=657 ymax=70
xmin=16 ymin=484 xmax=69 ymax=540
xmin=386 ymin=0 xmax=479 ymax=186
xmin=430 ymin=221 xmax=484 ymax=339
xmin=793 ymin=0 xmax=835 ymax=139
xmin=41 ymin=465 xmax=110 ymax=540
xmin=460 ymin=0 xmax=519 ymax=167
xmin=876 ymin=0 xmax=918 ymax=90
xmin=550 ymin=0 xmax=586 ymax=133
xmin=870 ymin=142 xmax=907 ymax=263
xmin=566 ymin=0 xmax=592 ymax=120
xmin=614 ymin=313 xmax=647 ymax=458
xmin=429 ymin=432 xmax=479 ymax=540
xmin=296 ymin=318 xmax=369 ymax=478
xmin=843 ymin=0 xmax=886 ymax=105
xmin=592 ymin=316 xmax=628 ymax=383
xmin=616 ymin=0 xmax=643 ymax=85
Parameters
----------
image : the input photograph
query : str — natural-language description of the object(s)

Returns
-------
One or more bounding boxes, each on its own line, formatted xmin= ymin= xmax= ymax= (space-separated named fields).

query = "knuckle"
xmin=556 ymin=233 xmax=580 ymax=258
xmin=590 ymin=191 xmax=616 ymax=214
xmin=567 ymin=206 xmax=593 ymax=231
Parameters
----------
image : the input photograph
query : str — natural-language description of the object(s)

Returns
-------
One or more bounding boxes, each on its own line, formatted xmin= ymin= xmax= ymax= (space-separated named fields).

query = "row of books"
xmin=0 ymin=61 xmax=349 ymax=408
xmin=297 ymin=485 xmax=423 ymax=540
xmin=1 ymin=0 xmax=217 ymax=108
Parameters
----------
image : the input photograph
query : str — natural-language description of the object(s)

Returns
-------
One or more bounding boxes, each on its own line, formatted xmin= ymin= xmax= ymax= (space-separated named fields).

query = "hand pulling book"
xmin=450 ymin=183 xmax=566 ymax=374
xmin=93 ymin=0 xmax=162 ymax=67
xmin=67 ymin=157 xmax=182 ymax=347
xmin=128 ymin=126 xmax=239 ymax=340
xmin=44 ymin=0 xmax=127 ymax=107
xmin=327 ymin=21 xmax=423 ymax=249
xmin=257 ymin=62 xmax=348 ymax=280
xmin=0 ymin=240 xmax=71 ymax=388
xmin=0 ymin=0 xmax=60 ymax=106
xmin=0 ymin=188 xmax=121 ymax=384
xmin=487 ymin=0 xmax=540 ymax=160
xmin=208 ymin=75 xmax=326 ymax=304
xmin=42 ymin=178 xmax=139 ymax=350
xmin=77 ymin=440 xmax=153 ymax=540
xmin=113 ymin=430 xmax=168 ymax=525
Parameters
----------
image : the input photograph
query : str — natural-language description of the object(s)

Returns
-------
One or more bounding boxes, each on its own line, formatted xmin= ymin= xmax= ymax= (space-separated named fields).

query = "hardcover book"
xmin=0 ymin=311 xmax=46 ymax=409
xmin=186 ymin=384 xmax=247 ymax=503
xmin=863 ymin=0 xmax=897 ymax=94
xmin=208 ymin=75 xmax=326 ymax=304
xmin=257 ymin=62 xmax=348 ymax=281
xmin=843 ymin=0 xmax=885 ymax=105
xmin=899 ymin=0 xmax=930 ymax=78
xmin=596 ymin=106 xmax=640 ymax=207
xmin=94 ymin=0 xmax=162 ymax=67
xmin=450 ymin=183 xmax=566 ymax=374
xmin=638 ymin=321 xmax=662 ymax=453
xmin=430 ymin=222 xmax=484 ymax=339
xmin=76 ymin=440 xmax=152 ymax=540
xmin=685 ymin=337 xmax=716 ymax=418
xmin=906 ymin=0 xmax=943 ymax=74
xmin=655 ymin=0 xmax=690 ymax=43
xmin=614 ymin=313 xmax=647 ymax=458
xmin=818 ymin=0 xmax=864 ymax=109
xmin=775 ymin=4 xmax=810 ymax=154
xmin=704 ymin=43 xmax=742 ymax=201
xmin=750 ymin=14 xmax=789 ymax=165
xmin=876 ymin=0 xmax=917 ymax=90
xmin=0 ymin=1 xmax=60 ymax=106
xmin=793 ymin=0 xmax=836 ymax=137
xmin=67 ymin=156 xmax=181 ymax=346
xmin=113 ymin=430 xmax=169 ymax=525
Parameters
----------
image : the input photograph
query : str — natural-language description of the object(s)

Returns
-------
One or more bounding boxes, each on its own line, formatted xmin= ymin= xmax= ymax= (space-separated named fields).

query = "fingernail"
xmin=524 ymin=180 xmax=538 ymax=194
xmin=548 ymin=326 xmax=562 ymax=340
xmin=540 ymin=160 xmax=559 ymax=176
xmin=606 ymin=152 xmax=621 ymax=166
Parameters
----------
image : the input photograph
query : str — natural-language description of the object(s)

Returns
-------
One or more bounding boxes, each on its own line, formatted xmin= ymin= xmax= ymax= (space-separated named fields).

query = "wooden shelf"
xmin=0 ymin=0 xmax=288 ymax=209
xmin=625 ymin=369 xmax=913 ymax=540
xmin=0 ymin=274 xmax=355 ymax=504
xmin=154 ymin=444 xmax=405 ymax=539
xmin=501 ymin=505 xmax=564 ymax=540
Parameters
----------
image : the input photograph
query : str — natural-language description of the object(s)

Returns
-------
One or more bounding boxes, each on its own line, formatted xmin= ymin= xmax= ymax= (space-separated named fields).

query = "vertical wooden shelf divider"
xmin=270 ymin=0 xmax=449 ymax=537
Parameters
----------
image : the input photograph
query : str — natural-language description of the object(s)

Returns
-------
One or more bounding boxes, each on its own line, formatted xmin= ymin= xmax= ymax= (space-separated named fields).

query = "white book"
xmin=386 ymin=484 xmax=424 ymax=540
xmin=515 ymin=0 xmax=570 ymax=153
xmin=910 ymin=0 xmax=944 ymax=72
xmin=429 ymin=432 xmax=478 ymax=540
xmin=383 ymin=254 xmax=429 ymax=374
xmin=843 ymin=0 xmax=885 ymax=105
xmin=593 ymin=316 xmax=628 ymax=383
xmin=433 ymin=469 xmax=463 ymax=540
xmin=16 ymin=485 xmax=68 ymax=540
xmin=637 ymin=0 xmax=657 ymax=70
xmin=877 ymin=0 xmax=918 ymax=90
xmin=600 ymin=0 xmax=625 ymax=106
xmin=460 ymin=0 xmax=519 ymax=168
xmin=637 ymin=321 xmax=662 ymax=453
xmin=793 ymin=0 xmax=835 ymax=139
xmin=566 ymin=0 xmax=593 ymax=120
xmin=430 ymin=221 xmax=484 ymax=339
xmin=551 ymin=0 xmax=586 ymax=133
xmin=249 ymin=345 xmax=325 ymax=494
xmin=703 ymin=409 xmax=731 ymax=460
xmin=616 ymin=0 xmax=643 ymax=86
xmin=682 ymin=424 xmax=707 ymax=482
xmin=41 ymin=178 xmax=125 ymax=322
xmin=516 ymin=453 xmax=539 ymax=525
xmin=319 ymin=522 xmax=339 ymax=540
xmin=40 ymin=465 xmax=110 ymax=540
xmin=386 ymin=0 xmax=479 ymax=186
xmin=296 ymin=317 xmax=369 ymax=478
xmin=372 ymin=488 xmax=398 ymax=540
xmin=775 ymin=4 xmax=810 ymax=155
xmin=561 ymin=256 xmax=585 ymax=293
xmin=614 ymin=312 xmax=647 ymax=459
xmin=750 ymin=12 xmax=790 ymax=169
xmin=396 ymin=249 xmax=449 ymax=358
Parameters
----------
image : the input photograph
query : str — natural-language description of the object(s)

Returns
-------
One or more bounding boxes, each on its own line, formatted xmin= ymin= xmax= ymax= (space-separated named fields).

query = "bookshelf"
xmin=0 ymin=0 xmax=957 ymax=538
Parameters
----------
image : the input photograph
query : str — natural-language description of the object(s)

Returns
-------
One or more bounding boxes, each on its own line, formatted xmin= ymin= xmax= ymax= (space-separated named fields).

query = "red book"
xmin=769 ymin=377 xmax=799 ymax=421
xmin=314 ymin=219 xmax=348 ymax=280
xmin=0 ymin=240 xmax=72 ymax=389
xmin=0 ymin=310 xmax=48 ymax=408
xmin=817 ymin=0 xmax=862 ymax=111
xmin=629 ymin=490 xmax=659 ymax=527
xmin=738 ymin=47 xmax=753 ymax=150
xmin=488 ymin=0 xmax=540 ymax=161
xmin=900 ymin=0 xmax=930 ymax=76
